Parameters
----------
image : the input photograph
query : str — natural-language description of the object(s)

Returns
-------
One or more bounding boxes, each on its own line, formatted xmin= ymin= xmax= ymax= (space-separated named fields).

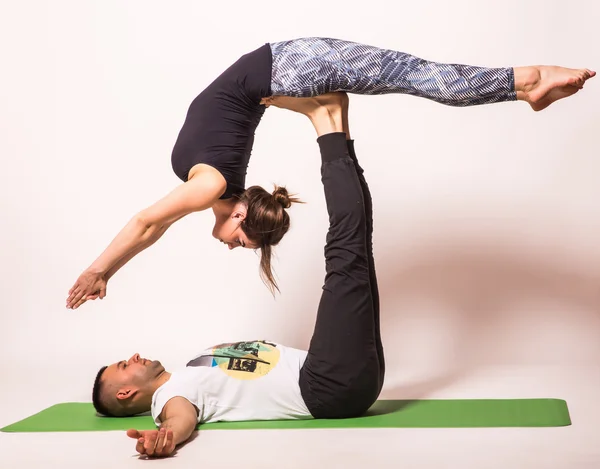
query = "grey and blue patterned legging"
xmin=269 ymin=38 xmax=516 ymax=106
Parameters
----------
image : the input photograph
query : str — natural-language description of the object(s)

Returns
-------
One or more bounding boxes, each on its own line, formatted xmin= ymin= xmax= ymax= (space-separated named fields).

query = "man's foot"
xmin=262 ymin=92 xmax=348 ymax=136
xmin=308 ymin=93 xmax=347 ymax=136
xmin=515 ymin=66 xmax=596 ymax=111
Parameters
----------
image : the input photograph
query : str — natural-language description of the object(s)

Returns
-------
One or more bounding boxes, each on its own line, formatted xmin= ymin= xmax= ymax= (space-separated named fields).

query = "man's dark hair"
xmin=92 ymin=366 xmax=116 ymax=417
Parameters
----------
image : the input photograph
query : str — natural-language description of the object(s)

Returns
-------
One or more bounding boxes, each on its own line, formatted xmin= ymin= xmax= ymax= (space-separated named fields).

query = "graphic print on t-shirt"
xmin=186 ymin=340 xmax=280 ymax=380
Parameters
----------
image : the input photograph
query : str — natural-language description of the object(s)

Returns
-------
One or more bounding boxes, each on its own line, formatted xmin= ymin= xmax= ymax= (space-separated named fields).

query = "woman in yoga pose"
xmin=66 ymin=37 xmax=595 ymax=310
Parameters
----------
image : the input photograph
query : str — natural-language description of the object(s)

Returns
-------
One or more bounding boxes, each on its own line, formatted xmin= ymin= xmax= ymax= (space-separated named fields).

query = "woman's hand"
xmin=66 ymin=269 xmax=107 ymax=309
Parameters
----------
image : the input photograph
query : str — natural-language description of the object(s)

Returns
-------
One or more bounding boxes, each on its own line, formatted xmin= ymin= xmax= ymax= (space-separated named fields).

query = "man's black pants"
xmin=299 ymin=132 xmax=385 ymax=419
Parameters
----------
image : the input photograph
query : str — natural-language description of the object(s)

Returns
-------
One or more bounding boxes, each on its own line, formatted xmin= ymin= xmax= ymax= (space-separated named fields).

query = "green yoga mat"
xmin=1 ymin=399 xmax=570 ymax=432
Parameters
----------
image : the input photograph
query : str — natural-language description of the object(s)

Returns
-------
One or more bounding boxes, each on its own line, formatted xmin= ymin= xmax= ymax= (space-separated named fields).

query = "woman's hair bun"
xmin=272 ymin=186 xmax=292 ymax=209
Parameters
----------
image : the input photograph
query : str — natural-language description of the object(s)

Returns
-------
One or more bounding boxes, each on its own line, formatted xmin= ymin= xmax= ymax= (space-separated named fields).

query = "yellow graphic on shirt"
xmin=186 ymin=340 xmax=280 ymax=381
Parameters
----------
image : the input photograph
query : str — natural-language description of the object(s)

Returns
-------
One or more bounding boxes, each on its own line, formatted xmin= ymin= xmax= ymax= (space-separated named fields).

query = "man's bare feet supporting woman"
xmin=262 ymin=93 xmax=349 ymax=137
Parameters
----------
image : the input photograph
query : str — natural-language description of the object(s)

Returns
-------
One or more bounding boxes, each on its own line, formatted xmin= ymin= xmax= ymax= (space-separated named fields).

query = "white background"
xmin=1 ymin=0 xmax=599 ymax=467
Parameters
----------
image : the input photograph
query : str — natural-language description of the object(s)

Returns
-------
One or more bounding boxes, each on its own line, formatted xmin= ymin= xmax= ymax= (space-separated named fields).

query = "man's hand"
xmin=129 ymin=396 xmax=198 ymax=457
xmin=127 ymin=428 xmax=175 ymax=458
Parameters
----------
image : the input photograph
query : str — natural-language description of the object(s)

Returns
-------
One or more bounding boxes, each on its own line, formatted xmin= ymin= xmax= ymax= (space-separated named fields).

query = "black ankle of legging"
xmin=317 ymin=132 xmax=350 ymax=162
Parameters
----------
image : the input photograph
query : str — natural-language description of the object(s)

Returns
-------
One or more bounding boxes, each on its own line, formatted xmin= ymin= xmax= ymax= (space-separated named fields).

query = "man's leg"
xmin=269 ymin=92 xmax=385 ymax=406
xmin=299 ymin=131 xmax=381 ymax=419
xmin=340 ymin=93 xmax=385 ymax=393
xmin=345 ymin=137 xmax=385 ymax=394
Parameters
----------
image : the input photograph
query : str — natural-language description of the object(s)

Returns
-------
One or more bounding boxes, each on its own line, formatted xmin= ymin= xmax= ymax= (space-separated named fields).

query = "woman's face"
xmin=212 ymin=209 xmax=255 ymax=250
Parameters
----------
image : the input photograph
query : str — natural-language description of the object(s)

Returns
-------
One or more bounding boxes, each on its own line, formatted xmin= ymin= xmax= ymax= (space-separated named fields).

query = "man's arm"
xmin=127 ymin=397 xmax=199 ymax=458
xmin=158 ymin=396 xmax=199 ymax=446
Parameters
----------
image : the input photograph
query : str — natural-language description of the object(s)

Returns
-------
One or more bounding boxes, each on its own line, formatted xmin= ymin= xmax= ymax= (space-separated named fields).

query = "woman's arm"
xmin=71 ymin=222 xmax=173 ymax=303
xmin=103 ymin=221 xmax=172 ymax=282
xmin=66 ymin=165 xmax=226 ymax=309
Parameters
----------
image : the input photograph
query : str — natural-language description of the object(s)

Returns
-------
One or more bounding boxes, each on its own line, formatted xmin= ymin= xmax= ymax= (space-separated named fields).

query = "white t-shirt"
xmin=151 ymin=340 xmax=312 ymax=425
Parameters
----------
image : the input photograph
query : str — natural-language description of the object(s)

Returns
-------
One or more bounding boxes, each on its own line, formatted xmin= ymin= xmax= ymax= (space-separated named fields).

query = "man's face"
xmin=102 ymin=353 xmax=165 ymax=392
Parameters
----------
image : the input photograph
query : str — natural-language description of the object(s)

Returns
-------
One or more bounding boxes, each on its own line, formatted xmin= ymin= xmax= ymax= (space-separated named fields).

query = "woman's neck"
xmin=212 ymin=198 xmax=236 ymax=218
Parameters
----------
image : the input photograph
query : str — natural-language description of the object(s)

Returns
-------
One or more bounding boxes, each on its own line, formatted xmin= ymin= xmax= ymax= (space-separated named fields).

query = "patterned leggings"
xmin=269 ymin=37 xmax=516 ymax=106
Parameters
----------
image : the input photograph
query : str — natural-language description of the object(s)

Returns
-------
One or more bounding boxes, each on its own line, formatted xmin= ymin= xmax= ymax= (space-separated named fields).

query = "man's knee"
xmin=301 ymin=366 xmax=381 ymax=419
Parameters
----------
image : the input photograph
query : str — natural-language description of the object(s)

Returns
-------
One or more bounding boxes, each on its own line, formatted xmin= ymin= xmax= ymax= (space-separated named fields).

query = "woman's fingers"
xmin=66 ymin=287 xmax=81 ymax=305
xmin=67 ymin=293 xmax=82 ymax=309
xmin=72 ymin=296 xmax=87 ymax=310
xmin=82 ymin=286 xmax=106 ymax=303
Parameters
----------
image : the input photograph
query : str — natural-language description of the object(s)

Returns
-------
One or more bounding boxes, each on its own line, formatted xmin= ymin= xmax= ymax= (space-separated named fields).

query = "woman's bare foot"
xmin=514 ymin=66 xmax=596 ymax=111
xmin=261 ymin=92 xmax=347 ymax=136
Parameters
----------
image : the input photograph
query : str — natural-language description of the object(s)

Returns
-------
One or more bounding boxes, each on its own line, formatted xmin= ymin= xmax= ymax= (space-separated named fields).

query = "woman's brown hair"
xmin=236 ymin=185 xmax=302 ymax=293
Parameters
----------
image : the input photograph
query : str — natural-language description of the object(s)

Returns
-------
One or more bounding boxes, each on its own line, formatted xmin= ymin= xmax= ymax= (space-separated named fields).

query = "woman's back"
xmin=171 ymin=43 xmax=272 ymax=199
